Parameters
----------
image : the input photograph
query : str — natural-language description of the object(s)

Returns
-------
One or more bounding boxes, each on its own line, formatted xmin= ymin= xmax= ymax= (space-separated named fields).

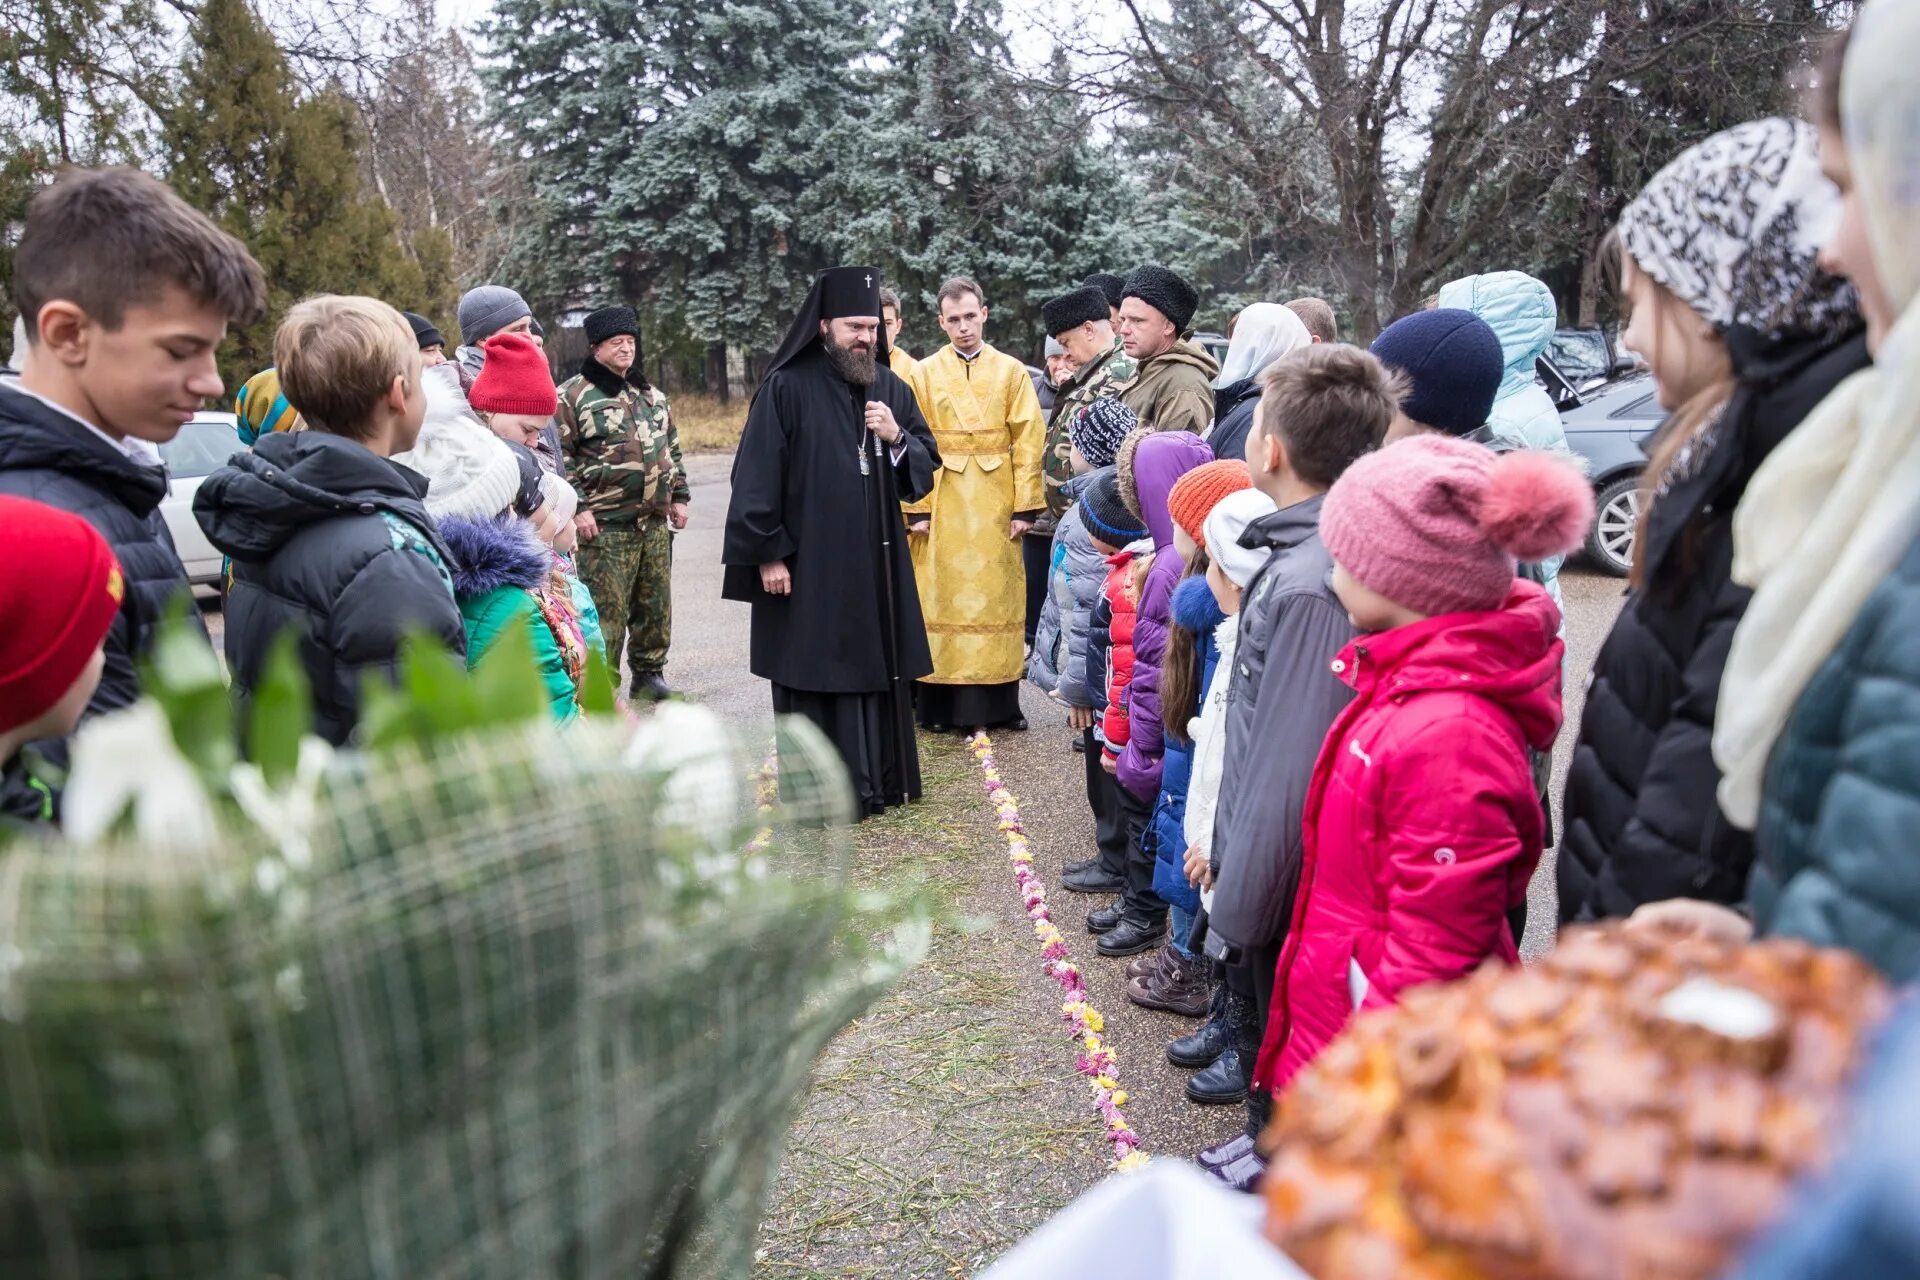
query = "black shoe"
xmin=1006 ymin=716 xmax=1029 ymax=731
xmin=1096 ymin=916 xmax=1164 ymax=957
xmin=923 ymin=721 xmax=952 ymax=735
xmin=1167 ymin=1014 xmax=1232 ymax=1069
xmin=1063 ymin=865 xmax=1125 ymax=894
xmin=1063 ymin=856 xmax=1099 ymax=877
xmin=631 ymin=673 xmax=671 ymax=702
xmin=1086 ymin=903 xmax=1123 ymax=934
xmin=1185 ymin=1045 xmax=1250 ymax=1105
xmin=1070 ymin=735 xmax=1086 ymax=754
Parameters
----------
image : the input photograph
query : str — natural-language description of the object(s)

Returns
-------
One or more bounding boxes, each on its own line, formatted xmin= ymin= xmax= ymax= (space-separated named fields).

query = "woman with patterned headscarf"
xmin=1556 ymin=115 xmax=1868 ymax=929
xmin=1630 ymin=7 xmax=1920 ymax=985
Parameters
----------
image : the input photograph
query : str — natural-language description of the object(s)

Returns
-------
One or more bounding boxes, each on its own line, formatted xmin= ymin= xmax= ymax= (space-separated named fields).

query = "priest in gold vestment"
xmin=905 ymin=276 xmax=1046 ymax=732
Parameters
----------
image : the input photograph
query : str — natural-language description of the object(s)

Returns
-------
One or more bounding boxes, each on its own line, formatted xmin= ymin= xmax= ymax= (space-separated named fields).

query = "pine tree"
xmin=482 ymin=0 xmax=872 ymax=352
xmin=0 ymin=0 xmax=165 ymax=337
xmin=806 ymin=0 xmax=1143 ymax=356
xmin=163 ymin=0 xmax=434 ymax=390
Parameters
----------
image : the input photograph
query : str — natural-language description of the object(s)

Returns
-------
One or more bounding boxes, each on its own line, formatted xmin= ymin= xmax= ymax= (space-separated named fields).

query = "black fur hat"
xmin=1120 ymin=265 xmax=1199 ymax=332
xmin=583 ymin=305 xmax=639 ymax=348
xmin=1042 ymin=286 xmax=1111 ymax=338
xmin=1082 ymin=272 xmax=1126 ymax=311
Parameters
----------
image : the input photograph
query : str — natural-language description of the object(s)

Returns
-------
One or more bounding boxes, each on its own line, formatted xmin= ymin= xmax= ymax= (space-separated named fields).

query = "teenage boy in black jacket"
xmin=0 ymin=167 xmax=265 ymax=819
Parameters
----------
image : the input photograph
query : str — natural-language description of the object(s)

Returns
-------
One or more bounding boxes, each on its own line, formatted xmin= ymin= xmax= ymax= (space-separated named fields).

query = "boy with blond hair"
xmin=194 ymin=294 xmax=467 ymax=745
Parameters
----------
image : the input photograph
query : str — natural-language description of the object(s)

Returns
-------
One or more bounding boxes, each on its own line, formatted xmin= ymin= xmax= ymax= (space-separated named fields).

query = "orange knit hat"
xmin=1166 ymin=459 xmax=1253 ymax=546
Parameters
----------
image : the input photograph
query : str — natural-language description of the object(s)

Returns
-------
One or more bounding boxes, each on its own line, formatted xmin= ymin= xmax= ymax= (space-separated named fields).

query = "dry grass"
xmin=674 ymin=391 xmax=749 ymax=453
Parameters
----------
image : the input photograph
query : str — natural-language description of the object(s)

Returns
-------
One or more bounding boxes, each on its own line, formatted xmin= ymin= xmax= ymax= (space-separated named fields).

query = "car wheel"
xmin=1586 ymin=474 xmax=1641 ymax=578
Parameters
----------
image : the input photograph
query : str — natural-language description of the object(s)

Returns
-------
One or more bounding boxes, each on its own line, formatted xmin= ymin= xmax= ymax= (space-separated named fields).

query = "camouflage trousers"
xmin=575 ymin=517 xmax=673 ymax=689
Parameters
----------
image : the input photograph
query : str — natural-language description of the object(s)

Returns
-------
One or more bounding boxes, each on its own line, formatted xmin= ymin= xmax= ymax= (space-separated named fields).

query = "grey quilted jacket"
xmin=1026 ymin=468 xmax=1110 ymax=708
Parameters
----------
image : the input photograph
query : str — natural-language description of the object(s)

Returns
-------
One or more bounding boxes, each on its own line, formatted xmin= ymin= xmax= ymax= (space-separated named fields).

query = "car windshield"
xmin=1546 ymin=331 xmax=1609 ymax=379
xmin=159 ymin=419 xmax=241 ymax=479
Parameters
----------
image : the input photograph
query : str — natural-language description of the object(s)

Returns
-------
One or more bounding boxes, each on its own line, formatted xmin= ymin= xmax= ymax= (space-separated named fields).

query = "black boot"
xmin=1085 ymin=902 xmax=1123 ymax=934
xmin=1184 ymin=1045 xmax=1250 ymax=1105
xmin=1168 ymin=1007 xmax=1231 ymax=1069
xmin=631 ymin=672 xmax=671 ymax=702
xmin=1096 ymin=915 xmax=1164 ymax=957
xmin=1063 ymin=864 xmax=1125 ymax=894
xmin=1063 ymin=856 xmax=1099 ymax=877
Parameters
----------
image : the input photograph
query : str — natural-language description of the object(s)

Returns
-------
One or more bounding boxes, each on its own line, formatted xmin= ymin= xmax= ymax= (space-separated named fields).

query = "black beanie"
xmin=1043 ymin=286 xmax=1111 ymax=338
xmin=1082 ymin=272 xmax=1126 ymax=311
xmin=583 ymin=305 xmax=640 ymax=348
xmin=1081 ymin=469 xmax=1148 ymax=546
xmin=403 ymin=311 xmax=445 ymax=351
xmin=1121 ymin=265 xmax=1199 ymax=332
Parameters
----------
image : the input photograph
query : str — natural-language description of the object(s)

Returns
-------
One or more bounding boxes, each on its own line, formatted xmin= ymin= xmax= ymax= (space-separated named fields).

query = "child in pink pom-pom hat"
xmin=1252 ymin=433 xmax=1593 ymax=1098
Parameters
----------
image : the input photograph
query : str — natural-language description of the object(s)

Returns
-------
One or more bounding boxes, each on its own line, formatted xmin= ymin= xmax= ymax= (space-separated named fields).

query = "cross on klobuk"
xmin=865 ymin=274 xmax=873 ymax=287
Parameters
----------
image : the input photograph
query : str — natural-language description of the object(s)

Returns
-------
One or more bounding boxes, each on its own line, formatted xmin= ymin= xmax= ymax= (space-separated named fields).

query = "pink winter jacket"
xmin=1253 ymin=580 xmax=1565 ymax=1093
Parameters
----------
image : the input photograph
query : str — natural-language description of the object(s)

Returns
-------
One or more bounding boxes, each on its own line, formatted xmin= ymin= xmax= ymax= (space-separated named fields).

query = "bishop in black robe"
xmin=722 ymin=268 xmax=941 ymax=819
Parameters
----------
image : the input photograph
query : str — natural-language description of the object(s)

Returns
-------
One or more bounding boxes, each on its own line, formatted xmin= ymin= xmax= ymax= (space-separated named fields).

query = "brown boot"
xmin=1127 ymin=945 xmax=1210 ymax=1017
xmin=1127 ymin=940 xmax=1176 ymax=982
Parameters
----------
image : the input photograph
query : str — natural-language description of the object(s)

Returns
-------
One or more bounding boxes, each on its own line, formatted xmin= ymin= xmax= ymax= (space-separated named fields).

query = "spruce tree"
xmin=482 ymin=0 xmax=871 ymax=351
xmin=805 ymin=0 xmax=1141 ymax=356
xmin=163 ymin=0 xmax=432 ymax=389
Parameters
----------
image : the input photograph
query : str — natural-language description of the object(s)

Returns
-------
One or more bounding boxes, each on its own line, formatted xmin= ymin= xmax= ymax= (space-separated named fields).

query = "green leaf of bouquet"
xmin=470 ymin=613 xmax=545 ymax=728
xmin=580 ymin=645 xmax=617 ymax=717
xmin=249 ymin=629 xmax=312 ymax=784
xmin=401 ymin=633 xmax=482 ymax=740
xmin=139 ymin=594 xmax=235 ymax=784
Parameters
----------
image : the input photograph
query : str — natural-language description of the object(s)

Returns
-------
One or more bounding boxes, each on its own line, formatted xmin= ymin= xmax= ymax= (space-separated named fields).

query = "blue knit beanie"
xmin=1368 ymin=308 xmax=1504 ymax=437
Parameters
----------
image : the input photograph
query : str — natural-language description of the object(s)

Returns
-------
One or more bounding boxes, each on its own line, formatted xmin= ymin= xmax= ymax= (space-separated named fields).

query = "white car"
xmin=157 ymin=411 xmax=243 ymax=589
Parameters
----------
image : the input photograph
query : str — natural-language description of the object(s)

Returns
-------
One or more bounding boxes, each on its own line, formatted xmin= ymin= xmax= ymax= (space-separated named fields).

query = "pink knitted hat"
xmin=1321 ymin=434 xmax=1594 ymax=616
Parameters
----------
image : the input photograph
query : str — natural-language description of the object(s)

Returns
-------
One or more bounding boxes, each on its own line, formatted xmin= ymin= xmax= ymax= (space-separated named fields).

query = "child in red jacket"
xmin=1098 ymin=550 xmax=1150 ymax=770
xmin=1256 ymin=435 xmax=1592 ymax=1097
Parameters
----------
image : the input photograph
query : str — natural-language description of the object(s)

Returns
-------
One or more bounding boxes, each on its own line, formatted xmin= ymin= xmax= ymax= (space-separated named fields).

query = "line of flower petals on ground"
xmin=969 ymin=731 xmax=1148 ymax=1173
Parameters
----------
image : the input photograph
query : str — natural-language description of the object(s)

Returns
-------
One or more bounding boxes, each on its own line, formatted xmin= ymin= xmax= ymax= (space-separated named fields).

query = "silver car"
xmin=1553 ymin=372 xmax=1668 ymax=577
xmin=158 ymin=411 xmax=243 ymax=589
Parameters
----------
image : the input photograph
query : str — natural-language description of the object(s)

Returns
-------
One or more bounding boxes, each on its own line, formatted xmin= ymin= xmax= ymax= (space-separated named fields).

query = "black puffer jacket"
xmin=195 ymin=431 xmax=467 ymax=746
xmin=1557 ymin=328 xmax=1870 ymax=924
xmin=1203 ymin=378 xmax=1262 ymax=466
xmin=0 ymin=382 xmax=207 ymax=817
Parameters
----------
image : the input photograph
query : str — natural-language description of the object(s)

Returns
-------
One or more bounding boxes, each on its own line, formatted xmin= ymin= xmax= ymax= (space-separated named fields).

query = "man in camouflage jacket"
xmin=1039 ymin=285 xmax=1138 ymax=527
xmin=554 ymin=305 xmax=689 ymax=702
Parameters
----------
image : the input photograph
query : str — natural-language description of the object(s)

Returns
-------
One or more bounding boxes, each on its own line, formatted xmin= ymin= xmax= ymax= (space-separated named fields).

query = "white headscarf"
xmin=1212 ymin=303 xmax=1311 ymax=389
xmin=1715 ymin=9 xmax=1920 ymax=828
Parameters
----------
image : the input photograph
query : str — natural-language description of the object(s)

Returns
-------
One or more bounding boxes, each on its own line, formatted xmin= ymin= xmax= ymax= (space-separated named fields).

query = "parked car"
xmin=158 ymin=411 xmax=242 ymax=590
xmin=1557 ymin=372 xmax=1667 ymax=577
xmin=1543 ymin=326 xmax=1643 ymax=392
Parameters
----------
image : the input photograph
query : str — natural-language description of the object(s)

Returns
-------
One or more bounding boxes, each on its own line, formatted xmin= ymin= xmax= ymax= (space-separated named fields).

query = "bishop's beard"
xmin=823 ymin=335 xmax=878 ymax=386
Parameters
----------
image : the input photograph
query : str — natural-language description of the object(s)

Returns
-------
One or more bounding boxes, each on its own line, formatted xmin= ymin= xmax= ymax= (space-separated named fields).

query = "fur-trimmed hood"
xmin=437 ymin=512 xmax=552 ymax=598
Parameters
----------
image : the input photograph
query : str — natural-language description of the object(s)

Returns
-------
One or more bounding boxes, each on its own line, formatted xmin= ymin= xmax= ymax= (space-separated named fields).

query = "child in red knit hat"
xmin=0 ymin=496 xmax=125 ymax=825
xmin=469 ymin=333 xmax=559 ymax=450
xmin=1252 ymin=434 xmax=1592 ymax=1101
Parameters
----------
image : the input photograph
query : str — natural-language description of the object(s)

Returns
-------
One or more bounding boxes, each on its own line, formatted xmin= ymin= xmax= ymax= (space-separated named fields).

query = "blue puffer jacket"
xmin=1751 ymin=529 xmax=1920 ymax=983
xmin=1438 ymin=271 xmax=1576 ymax=607
xmin=1148 ymin=577 xmax=1226 ymax=915
xmin=1027 ymin=468 xmax=1110 ymax=707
